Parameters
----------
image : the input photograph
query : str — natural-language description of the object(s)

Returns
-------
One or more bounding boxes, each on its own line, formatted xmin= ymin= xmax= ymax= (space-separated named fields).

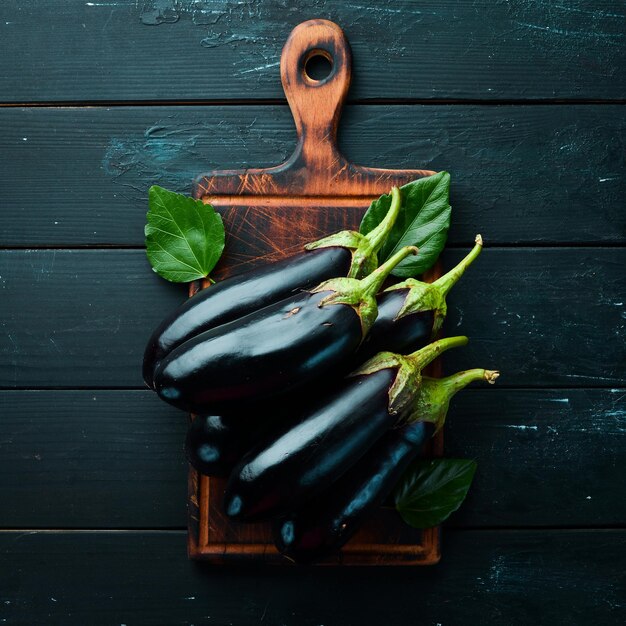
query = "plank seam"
xmin=0 ymin=98 xmax=625 ymax=108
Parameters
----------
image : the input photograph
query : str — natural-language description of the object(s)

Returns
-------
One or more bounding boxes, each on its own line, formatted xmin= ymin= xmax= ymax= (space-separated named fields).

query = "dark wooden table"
xmin=1 ymin=2 xmax=624 ymax=624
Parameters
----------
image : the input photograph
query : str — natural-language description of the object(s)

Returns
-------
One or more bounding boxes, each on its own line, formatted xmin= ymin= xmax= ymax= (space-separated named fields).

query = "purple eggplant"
xmin=273 ymin=368 xmax=499 ymax=563
xmin=185 ymin=409 xmax=293 ymax=478
xmin=222 ymin=336 xmax=469 ymax=522
xmin=153 ymin=245 xmax=418 ymax=414
xmin=357 ymin=235 xmax=483 ymax=361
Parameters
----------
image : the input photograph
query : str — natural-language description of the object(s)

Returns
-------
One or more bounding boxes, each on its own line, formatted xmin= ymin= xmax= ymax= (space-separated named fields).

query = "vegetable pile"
xmin=143 ymin=173 xmax=498 ymax=563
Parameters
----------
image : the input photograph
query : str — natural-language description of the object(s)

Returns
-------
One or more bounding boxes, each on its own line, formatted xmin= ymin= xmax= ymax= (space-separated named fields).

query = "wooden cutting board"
xmin=188 ymin=19 xmax=441 ymax=565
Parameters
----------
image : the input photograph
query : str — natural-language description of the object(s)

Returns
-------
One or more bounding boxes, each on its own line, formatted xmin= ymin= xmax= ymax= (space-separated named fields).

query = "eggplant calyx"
xmin=304 ymin=229 xmax=365 ymax=256
xmin=312 ymin=245 xmax=418 ymax=337
xmin=351 ymin=351 xmax=415 ymax=417
xmin=351 ymin=336 xmax=469 ymax=418
xmin=407 ymin=368 xmax=500 ymax=432
xmin=310 ymin=277 xmax=379 ymax=340
xmin=388 ymin=280 xmax=447 ymax=334
xmin=383 ymin=234 xmax=484 ymax=336
xmin=304 ymin=187 xmax=402 ymax=279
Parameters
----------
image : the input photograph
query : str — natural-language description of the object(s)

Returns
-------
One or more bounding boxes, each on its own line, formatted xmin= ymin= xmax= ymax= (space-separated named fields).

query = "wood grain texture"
xmin=0 ymin=249 xmax=623 ymax=388
xmin=0 ymin=391 xmax=186 ymax=529
xmin=0 ymin=530 xmax=624 ymax=625
xmin=0 ymin=0 xmax=624 ymax=102
xmin=1 ymin=389 xmax=623 ymax=529
xmin=0 ymin=250 xmax=186 ymax=388
xmin=1 ymin=105 xmax=624 ymax=246
xmin=445 ymin=388 xmax=626 ymax=528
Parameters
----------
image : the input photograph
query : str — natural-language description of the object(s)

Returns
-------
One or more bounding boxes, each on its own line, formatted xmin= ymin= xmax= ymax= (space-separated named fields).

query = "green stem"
xmin=346 ymin=186 xmax=403 ymax=278
xmin=382 ymin=235 xmax=482 ymax=336
xmin=408 ymin=368 xmax=499 ymax=431
xmin=363 ymin=186 xmax=402 ymax=254
xmin=359 ymin=244 xmax=418 ymax=298
xmin=406 ymin=335 xmax=469 ymax=372
xmin=441 ymin=368 xmax=499 ymax=395
xmin=308 ymin=186 xmax=403 ymax=279
xmin=432 ymin=234 xmax=483 ymax=297
xmin=350 ymin=336 xmax=470 ymax=417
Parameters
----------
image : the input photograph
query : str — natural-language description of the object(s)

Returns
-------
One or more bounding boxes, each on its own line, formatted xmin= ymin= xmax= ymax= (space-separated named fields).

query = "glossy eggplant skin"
xmin=185 ymin=410 xmax=290 ymax=478
xmin=357 ymin=288 xmax=435 ymax=362
xmin=142 ymin=247 xmax=351 ymax=387
xmin=153 ymin=289 xmax=361 ymax=414
xmin=185 ymin=414 xmax=261 ymax=478
xmin=223 ymin=368 xmax=398 ymax=522
xmin=273 ymin=420 xmax=435 ymax=563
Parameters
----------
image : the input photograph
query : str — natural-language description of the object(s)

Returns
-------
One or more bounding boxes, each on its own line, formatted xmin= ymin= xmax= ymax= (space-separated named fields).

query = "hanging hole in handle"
xmin=302 ymin=49 xmax=333 ymax=84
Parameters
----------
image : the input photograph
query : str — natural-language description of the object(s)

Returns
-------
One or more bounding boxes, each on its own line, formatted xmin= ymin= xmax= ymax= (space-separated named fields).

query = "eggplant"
xmin=357 ymin=235 xmax=483 ymax=361
xmin=222 ymin=336 xmax=468 ymax=522
xmin=184 ymin=382 xmax=335 ymax=478
xmin=185 ymin=238 xmax=482 ymax=476
xmin=153 ymin=245 xmax=418 ymax=414
xmin=185 ymin=411 xmax=290 ymax=478
xmin=273 ymin=368 xmax=499 ymax=563
xmin=142 ymin=187 xmax=404 ymax=388
xmin=185 ymin=414 xmax=261 ymax=477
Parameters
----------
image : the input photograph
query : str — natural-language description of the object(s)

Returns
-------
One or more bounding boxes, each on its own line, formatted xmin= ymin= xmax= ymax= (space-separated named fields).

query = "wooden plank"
xmin=0 ymin=530 xmax=623 ymax=624
xmin=441 ymin=247 xmax=626 ymax=387
xmin=0 ymin=250 xmax=187 ymax=387
xmin=0 ymin=391 xmax=187 ymax=529
xmin=1 ymin=105 xmax=624 ymax=246
xmin=1 ymin=389 xmax=622 ymax=529
xmin=444 ymin=388 xmax=626 ymax=528
xmin=1 ymin=248 xmax=623 ymax=388
xmin=0 ymin=1 xmax=624 ymax=102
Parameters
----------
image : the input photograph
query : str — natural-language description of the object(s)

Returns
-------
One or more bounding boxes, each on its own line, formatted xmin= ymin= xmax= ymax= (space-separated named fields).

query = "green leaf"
xmin=394 ymin=458 xmax=476 ymax=529
xmin=145 ymin=185 xmax=225 ymax=283
xmin=359 ymin=172 xmax=451 ymax=277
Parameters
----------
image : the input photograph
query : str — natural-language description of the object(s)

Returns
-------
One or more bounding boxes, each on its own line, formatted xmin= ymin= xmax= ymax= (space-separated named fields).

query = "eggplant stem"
xmin=359 ymin=245 xmax=418 ymax=298
xmin=409 ymin=366 xmax=498 ymax=431
xmin=364 ymin=186 xmax=402 ymax=253
xmin=432 ymin=234 xmax=483 ymax=298
xmin=408 ymin=335 xmax=468 ymax=371
xmin=442 ymin=368 xmax=497 ymax=395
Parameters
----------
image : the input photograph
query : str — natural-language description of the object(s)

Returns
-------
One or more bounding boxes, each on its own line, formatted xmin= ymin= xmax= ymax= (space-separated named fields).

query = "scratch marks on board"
xmin=200 ymin=33 xmax=250 ymax=48
xmin=237 ymin=60 xmax=280 ymax=75
xmin=29 ymin=251 xmax=57 ymax=283
xmin=48 ymin=337 xmax=62 ymax=354
xmin=513 ymin=21 xmax=624 ymax=43
xmin=139 ymin=0 xmax=182 ymax=25
xmin=102 ymin=116 xmax=290 ymax=202
xmin=136 ymin=0 xmax=428 ymax=79
xmin=507 ymin=0 xmax=625 ymax=79
xmin=489 ymin=390 xmax=626 ymax=440
xmin=103 ymin=125 xmax=199 ymax=186
xmin=5 ymin=334 xmax=19 ymax=382
xmin=542 ymin=4 xmax=625 ymax=20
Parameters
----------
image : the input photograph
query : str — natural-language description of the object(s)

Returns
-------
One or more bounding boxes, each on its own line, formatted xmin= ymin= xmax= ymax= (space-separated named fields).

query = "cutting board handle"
xmin=280 ymin=19 xmax=351 ymax=172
